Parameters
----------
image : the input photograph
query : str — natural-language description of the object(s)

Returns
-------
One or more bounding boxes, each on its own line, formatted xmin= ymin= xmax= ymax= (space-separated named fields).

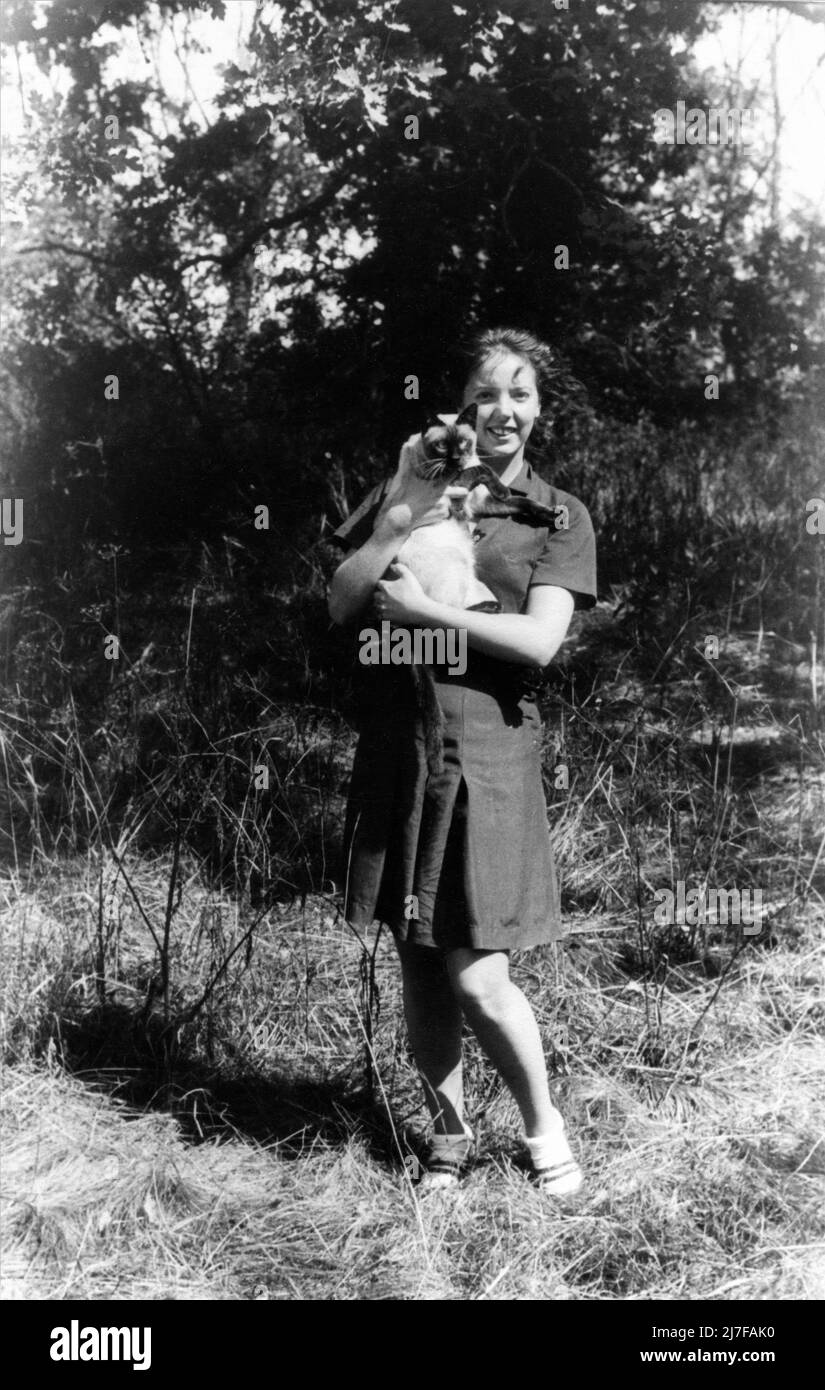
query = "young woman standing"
xmin=328 ymin=328 xmax=597 ymax=1194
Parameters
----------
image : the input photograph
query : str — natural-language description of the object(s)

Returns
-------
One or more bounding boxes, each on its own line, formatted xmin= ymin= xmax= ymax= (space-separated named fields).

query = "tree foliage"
xmin=2 ymin=0 xmax=823 ymax=893
xmin=1 ymin=0 xmax=823 ymax=631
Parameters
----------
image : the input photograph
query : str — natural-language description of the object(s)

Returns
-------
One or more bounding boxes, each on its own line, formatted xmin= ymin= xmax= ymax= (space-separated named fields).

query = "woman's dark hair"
xmin=456 ymin=328 xmax=564 ymax=401
xmin=448 ymin=327 xmax=586 ymax=454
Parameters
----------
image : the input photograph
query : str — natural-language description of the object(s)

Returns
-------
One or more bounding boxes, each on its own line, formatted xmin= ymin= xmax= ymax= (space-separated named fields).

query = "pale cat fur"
xmin=393 ymin=406 xmax=498 ymax=609
xmin=380 ymin=404 xmax=559 ymax=775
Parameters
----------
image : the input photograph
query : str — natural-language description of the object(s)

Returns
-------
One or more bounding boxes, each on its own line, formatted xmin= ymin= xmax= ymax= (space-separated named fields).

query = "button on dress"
xmin=331 ymin=460 xmax=597 ymax=953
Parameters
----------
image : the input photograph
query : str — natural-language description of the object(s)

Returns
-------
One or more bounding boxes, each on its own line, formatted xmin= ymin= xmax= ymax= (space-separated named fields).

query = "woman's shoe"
xmin=527 ymin=1126 xmax=584 ymax=1197
xmin=533 ymin=1156 xmax=584 ymax=1196
xmin=417 ymin=1125 xmax=474 ymax=1193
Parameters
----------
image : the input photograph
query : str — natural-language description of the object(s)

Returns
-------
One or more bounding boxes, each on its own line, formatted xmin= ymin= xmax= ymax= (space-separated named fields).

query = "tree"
xmin=2 ymin=0 xmax=823 ymax=561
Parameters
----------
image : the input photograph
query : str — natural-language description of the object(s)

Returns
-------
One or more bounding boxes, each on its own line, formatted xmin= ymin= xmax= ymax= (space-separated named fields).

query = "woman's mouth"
xmin=486 ymin=426 xmax=518 ymax=442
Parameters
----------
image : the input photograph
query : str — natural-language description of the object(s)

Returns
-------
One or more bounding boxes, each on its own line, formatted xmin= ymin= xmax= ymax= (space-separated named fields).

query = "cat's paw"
xmin=464 ymin=577 xmax=498 ymax=608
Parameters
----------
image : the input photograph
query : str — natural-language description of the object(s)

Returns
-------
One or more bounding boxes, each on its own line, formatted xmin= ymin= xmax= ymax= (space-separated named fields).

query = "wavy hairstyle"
xmin=448 ymin=327 xmax=586 ymax=455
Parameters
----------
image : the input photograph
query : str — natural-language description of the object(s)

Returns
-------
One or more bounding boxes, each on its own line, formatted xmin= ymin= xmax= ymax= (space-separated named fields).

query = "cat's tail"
xmin=411 ymin=665 xmax=445 ymax=777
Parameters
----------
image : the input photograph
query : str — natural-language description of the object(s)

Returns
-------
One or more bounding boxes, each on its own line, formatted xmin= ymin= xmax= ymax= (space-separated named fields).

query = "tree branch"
xmin=178 ymin=167 xmax=356 ymax=272
xmin=16 ymin=167 xmax=358 ymax=280
xmin=14 ymin=241 xmax=121 ymax=265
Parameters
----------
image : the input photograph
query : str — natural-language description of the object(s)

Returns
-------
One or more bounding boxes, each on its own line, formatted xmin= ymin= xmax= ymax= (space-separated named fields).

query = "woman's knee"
xmin=395 ymin=937 xmax=448 ymax=986
xmin=446 ymin=948 xmax=511 ymax=1013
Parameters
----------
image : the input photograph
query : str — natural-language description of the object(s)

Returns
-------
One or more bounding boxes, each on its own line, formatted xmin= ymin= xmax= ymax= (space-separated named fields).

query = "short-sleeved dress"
xmin=331 ymin=458 xmax=597 ymax=952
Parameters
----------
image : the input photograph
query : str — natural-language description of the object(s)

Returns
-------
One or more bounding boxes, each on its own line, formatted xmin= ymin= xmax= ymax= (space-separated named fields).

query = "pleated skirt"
xmin=340 ymin=662 xmax=562 ymax=952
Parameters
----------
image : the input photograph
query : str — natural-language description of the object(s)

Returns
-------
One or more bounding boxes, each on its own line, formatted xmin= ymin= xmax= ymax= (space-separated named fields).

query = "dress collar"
xmin=507 ymin=460 xmax=534 ymax=496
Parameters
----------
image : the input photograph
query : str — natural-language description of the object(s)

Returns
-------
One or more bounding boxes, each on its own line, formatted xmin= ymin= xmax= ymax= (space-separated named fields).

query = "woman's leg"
xmin=394 ymin=938 xmax=467 ymax=1135
xmin=444 ymin=947 xmax=560 ymax=1138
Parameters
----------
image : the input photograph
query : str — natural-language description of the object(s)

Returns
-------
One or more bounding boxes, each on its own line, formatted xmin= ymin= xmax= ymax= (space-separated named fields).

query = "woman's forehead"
xmin=467 ymin=351 xmax=538 ymax=390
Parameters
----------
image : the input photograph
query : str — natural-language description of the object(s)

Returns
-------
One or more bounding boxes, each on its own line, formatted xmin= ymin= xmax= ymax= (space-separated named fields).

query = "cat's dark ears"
xmin=422 ymin=412 xmax=446 ymax=434
xmin=422 ymin=403 xmax=477 ymax=433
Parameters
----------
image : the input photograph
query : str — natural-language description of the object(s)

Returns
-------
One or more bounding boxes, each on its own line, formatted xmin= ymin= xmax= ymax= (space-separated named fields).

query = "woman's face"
xmin=461 ymin=351 xmax=541 ymax=468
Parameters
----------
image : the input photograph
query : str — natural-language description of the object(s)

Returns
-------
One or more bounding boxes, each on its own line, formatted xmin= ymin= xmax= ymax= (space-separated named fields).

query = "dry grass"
xmin=1 ymin=403 xmax=823 ymax=1299
xmin=1 ymin=855 xmax=823 ymax=1302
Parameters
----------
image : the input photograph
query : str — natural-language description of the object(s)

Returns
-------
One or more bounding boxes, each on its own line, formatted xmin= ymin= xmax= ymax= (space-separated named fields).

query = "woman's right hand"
xmin=373 ymin=436 xmax=467 ymax=541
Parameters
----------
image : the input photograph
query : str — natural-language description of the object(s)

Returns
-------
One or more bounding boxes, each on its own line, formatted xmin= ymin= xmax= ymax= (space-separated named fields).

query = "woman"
xmin=328 ymin=328 xmax=597 ymax=1195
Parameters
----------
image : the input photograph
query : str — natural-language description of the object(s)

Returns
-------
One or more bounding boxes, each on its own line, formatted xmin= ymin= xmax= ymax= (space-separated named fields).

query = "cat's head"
xmin=418 ymin=403 xmax=478 ymax=480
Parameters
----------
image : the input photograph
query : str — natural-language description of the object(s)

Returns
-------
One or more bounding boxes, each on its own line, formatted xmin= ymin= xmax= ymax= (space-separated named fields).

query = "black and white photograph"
xmin=1 ymin=0 xmax=823 ymax=1324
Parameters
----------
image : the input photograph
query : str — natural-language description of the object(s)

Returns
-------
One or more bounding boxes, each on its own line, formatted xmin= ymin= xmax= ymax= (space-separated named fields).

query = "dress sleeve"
xmin=329 ymin=480 xmax=390 ymax=553
xmin=528 ymin=494 xmax=598 ymax=610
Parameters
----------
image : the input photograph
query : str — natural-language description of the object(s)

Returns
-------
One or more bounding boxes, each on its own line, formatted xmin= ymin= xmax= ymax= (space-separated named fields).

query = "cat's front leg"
xmin=466 ymin=485 xmax=560 ymax=527
xmin=463 ymin=483 xmax=494 ymax=521
xmin=445 ymin=487 xmax=499 ymax=609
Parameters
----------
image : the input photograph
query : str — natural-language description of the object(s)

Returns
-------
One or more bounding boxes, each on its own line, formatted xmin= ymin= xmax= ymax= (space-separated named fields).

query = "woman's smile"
xmin=463 ymin=350 xmax=542 ymax=475
xmin=485 ymin=424 xmax=519 ymax=443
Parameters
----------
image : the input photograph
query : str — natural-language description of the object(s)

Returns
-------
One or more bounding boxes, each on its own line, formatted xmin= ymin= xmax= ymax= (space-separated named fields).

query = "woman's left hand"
xmin=374 ymin=563 xmax=433 ymax=626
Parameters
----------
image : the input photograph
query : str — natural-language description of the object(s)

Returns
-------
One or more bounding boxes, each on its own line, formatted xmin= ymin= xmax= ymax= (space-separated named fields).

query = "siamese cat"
xmin=384 ymin=403 xmax=560 ymax=774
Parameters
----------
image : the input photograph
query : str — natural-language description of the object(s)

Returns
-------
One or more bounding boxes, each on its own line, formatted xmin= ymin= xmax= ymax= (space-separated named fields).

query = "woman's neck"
xmin=478 ymin=448 xmax=526 ymax=488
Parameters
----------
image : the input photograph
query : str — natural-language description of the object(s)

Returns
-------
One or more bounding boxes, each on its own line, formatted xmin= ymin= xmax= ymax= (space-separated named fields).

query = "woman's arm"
xmin=328 ymin=508 xmax=414 ymax=627
xmin=376 ymin=565 xmax=575 ymax=668
xmin=328 ymin=439 xmax=463 ymax=627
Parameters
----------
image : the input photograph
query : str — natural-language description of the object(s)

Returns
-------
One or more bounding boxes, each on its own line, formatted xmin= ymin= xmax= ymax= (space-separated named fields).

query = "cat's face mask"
xmin=418 ymin=403 xmax=479 ymax=481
